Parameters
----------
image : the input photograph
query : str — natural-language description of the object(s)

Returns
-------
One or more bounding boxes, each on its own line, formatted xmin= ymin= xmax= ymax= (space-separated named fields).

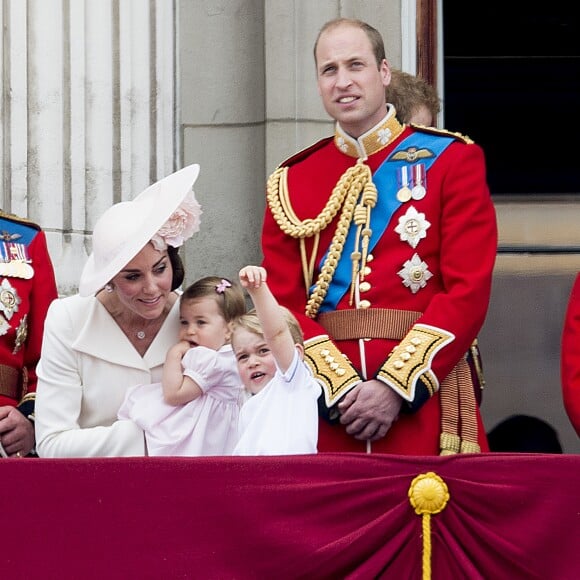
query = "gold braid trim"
xmin=304 ymin=162 xmax=374 ymax=318
xmin=304 ymin=336 xmax=361 ymax=407
xmin=376 ymin=324 xmax=454 ymax=401
xmin=267 ymin=161 xmax=374 ymax=319
xmin=267 ymin=165 xmax=354 ymax=238
xmin=349 ymin=179 xmax=377 ymax=304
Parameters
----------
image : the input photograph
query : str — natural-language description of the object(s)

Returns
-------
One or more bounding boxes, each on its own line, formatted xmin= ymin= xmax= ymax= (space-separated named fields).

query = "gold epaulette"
xmin=0 ymin=210 xmax=41 ymax=231
xmin=303 ymin=335 xmax=361 ymax=407
xmin=277 ymin=136 xmax=334 ymax=169
xmin=409 ymin=124 xmax=474 ymax=145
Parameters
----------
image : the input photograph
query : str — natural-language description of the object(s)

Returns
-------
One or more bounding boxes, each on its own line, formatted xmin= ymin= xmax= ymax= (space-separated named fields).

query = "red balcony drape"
xmin=2 ymin=453 xmax=578 ymax=579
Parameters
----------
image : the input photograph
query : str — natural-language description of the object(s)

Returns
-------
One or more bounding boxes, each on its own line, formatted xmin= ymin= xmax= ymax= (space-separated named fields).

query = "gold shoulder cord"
xmin=267 ymin=161 xmax=376 ymax=319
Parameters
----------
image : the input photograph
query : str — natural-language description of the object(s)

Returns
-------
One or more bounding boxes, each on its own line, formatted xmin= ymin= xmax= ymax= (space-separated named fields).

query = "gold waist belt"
xmin=318 ymin=308 xmax=422 ymax=340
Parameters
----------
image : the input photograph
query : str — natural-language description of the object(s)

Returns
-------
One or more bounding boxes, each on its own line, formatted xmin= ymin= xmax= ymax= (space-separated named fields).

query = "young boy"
xmin=231 ymin=265 xmax=321 ymax=455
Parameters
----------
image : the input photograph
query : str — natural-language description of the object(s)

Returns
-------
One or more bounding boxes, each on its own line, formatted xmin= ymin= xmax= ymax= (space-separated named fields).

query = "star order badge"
xmin=395 ymin=206 xmax=431 ymax=248
xmin=13 ymin=314 xmax=27 ymax=354
xmin=0 ymin=315 xmax=9 ymax=336
xmin=398 ymin=253 xmax=433 ymax=294
xmin=0 ymin=278 xmax=21 ymax=320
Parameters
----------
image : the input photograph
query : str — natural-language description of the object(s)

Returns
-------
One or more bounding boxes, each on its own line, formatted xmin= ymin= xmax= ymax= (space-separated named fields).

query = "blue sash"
xmin=316 ymin=132 xmax=454 ymax=313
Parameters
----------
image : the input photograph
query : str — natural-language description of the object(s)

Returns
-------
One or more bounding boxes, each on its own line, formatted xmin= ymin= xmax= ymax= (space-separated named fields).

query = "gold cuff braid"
xmin=304 ymin=336 xmax=361 ymax=407
xmin=376 ymin=324 xmax=454 ymax=401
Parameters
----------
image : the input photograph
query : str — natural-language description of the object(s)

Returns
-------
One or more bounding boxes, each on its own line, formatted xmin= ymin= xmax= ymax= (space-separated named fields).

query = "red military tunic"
xmin=561 ymin=273 xmax=580 ymax=437
xmin=0 ymin=211 xmax=58 ymax=419
xmin=261 ymin=111 xmax=497 ymax=455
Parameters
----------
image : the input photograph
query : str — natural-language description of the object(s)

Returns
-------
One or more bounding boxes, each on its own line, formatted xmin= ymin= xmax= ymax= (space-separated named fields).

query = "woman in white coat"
xmin=34 ymin=164 xmax=202 ymax=457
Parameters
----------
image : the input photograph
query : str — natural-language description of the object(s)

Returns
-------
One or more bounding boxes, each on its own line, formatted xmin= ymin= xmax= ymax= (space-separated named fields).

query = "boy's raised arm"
xmin=239 ymin=266 xmax=297 ymax=373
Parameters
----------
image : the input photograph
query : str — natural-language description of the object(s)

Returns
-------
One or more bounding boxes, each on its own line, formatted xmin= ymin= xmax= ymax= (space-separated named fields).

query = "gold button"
xmin=394 ymin=360 xmax=404 ymax=369
xmin=359 ymin=299 xmax=371 ymax=309
xmin=366 ymin=254 xmax=374 ymax=262
xmin=363 ymin=266 xmax=372 ymax=276
xmin=359 ymin=281 xmax=371 ymax=292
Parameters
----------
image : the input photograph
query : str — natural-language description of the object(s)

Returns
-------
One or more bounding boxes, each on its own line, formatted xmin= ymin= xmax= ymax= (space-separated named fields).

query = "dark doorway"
xmin=443 ymin=2 xmax=580 ymax=195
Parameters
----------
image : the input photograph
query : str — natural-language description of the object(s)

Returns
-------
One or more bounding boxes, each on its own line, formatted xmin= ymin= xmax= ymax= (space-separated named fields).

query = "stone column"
xmin=0 ymin=0 xmax=176 ymax=295
xmin=177 ymin=0 xmax=266 ymax=284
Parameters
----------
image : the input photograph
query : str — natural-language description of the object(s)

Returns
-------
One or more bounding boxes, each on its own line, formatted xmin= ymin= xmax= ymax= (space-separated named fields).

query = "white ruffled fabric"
xmin=118 ymin=344 xmax=243 ymax=456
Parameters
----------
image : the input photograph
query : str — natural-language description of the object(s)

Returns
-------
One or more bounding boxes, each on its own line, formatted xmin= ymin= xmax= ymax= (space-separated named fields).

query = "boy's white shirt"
xmin=232 ymin=347 xmax=321 ymax=455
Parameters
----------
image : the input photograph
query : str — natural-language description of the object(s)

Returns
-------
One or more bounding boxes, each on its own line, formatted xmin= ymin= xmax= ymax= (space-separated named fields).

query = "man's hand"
xmin=0 ymin=406 xmax=35 ymax=457
xmin=337 ymin=379 xmax=403 ymax=441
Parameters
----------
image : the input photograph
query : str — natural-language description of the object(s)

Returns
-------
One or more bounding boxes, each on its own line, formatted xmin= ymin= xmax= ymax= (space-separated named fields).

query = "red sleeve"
xmin=561 ymin=273 xmax=580 ymax=436
xmin=22 ymin=230 xmax=58 ymax=396
xmin=413 ymin=141 xmax=497 ymax=381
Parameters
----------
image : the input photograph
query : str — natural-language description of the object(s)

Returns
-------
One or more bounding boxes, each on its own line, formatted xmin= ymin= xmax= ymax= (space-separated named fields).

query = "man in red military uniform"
xmin=261 ymin=18 xmax=497 ymax=455
xmin=561 ymin=273 xmax=580 ymax=437
xmin=0 ymin=210 xmax=58 ymax=457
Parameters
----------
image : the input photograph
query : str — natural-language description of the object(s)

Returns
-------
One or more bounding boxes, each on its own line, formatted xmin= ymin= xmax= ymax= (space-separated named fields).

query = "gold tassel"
xmin=408 ymin=472 xmax=450 ymax=580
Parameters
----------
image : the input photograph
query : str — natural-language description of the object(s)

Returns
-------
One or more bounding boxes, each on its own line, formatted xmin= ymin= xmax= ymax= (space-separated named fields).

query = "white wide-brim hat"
xmin=79 ymin=163 xmax=200 ymax=297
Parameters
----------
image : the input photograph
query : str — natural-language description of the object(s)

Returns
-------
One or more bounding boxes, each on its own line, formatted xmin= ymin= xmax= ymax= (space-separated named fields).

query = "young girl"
xmin=231 ymin=265 xmax=321 ymax=455
xmin=118 ymin=276 xmax=246 ymax=456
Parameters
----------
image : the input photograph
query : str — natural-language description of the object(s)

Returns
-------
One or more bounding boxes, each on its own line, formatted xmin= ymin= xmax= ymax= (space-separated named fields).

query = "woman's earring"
xmin=105 ymin=283 xmax=114 ymax=293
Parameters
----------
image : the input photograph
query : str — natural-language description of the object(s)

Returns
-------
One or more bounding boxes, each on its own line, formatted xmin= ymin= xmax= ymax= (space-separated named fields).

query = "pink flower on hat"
xmin=151 ymin=191 xmax=202 ymax=250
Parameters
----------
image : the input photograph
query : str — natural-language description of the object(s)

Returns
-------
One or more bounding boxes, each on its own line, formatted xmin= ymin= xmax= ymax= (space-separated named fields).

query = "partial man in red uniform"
xmin=561 ymin=273 xmax=580 ymax=437
xmin=261 ymin=18 xmax=498 ymax=455
xmin=0 ymin=210 xmax=58 ymax=457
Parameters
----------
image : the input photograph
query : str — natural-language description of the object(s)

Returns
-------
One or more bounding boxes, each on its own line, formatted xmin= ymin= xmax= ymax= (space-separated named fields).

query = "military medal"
xmin=0 ymin=261 xmax=33 ymax=279
xmin=0 ymin=242 xmax=34 ymax=279
xmin=0 ymin=316 xmax=9 ymax=336
xmin=396 ymin=166 xmax=412 ymax=202
xmin=411 ymin=164 xmax=427 ymax=200
xmin=0 ymin=279 xmax=21 ymax=320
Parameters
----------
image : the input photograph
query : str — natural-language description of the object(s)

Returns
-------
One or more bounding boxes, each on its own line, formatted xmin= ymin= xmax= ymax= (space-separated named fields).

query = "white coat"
xmin=35 ymin=294 xmax=180 ymax=457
